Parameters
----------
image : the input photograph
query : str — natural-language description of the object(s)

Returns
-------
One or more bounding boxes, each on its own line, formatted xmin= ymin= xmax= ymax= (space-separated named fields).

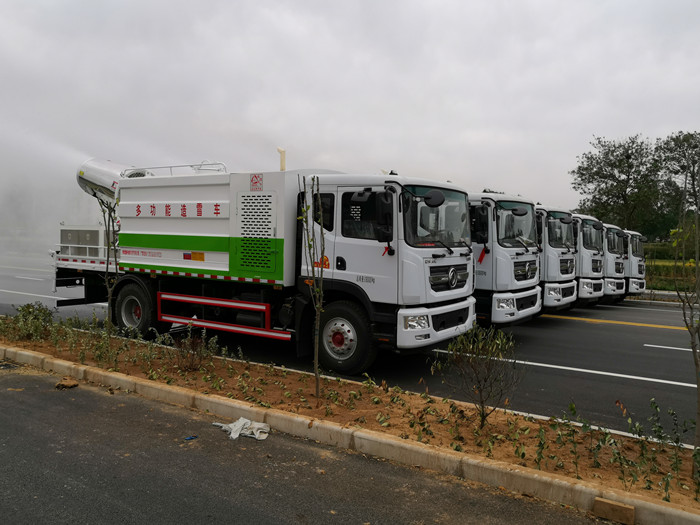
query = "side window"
xmin=341 ymin=192 xmax=386 ymax=240
xmin=314 ymin=193 xmax=334 ymax=232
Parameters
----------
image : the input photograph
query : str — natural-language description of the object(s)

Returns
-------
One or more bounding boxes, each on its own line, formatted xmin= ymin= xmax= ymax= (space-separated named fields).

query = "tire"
xmin=317 ymin=301 xmax=376 ymax=375
xmin=115 ymin=283 xmax=155 ymax=335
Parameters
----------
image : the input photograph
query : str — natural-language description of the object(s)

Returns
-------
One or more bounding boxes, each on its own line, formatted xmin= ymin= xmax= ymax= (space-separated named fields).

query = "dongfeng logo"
xmin=448 ymin=267 xmax=458 ymax=289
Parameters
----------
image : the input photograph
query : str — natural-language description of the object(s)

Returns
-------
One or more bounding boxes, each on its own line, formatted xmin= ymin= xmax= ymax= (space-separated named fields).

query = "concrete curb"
xmin=2 ymin=345 xmax=699 ymax=524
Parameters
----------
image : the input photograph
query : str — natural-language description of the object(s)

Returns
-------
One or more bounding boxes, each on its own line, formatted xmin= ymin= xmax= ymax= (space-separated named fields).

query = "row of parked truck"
xmin=52 ymin=159 xmax=646 ymax=374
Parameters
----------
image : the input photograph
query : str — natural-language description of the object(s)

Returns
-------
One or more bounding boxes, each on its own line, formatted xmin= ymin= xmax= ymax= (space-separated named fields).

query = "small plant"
xmin=376 ymin=412 xmax=390 ymax=427
xmin=535 ymin=427 xmax=547 ymax=470
xmin=432 ymin=325 xmax=521 ymax=429
xmin=174 ymin=325 xmax=215 ymax=371
xmin=8 ymin=302 xmax=57 ymax=342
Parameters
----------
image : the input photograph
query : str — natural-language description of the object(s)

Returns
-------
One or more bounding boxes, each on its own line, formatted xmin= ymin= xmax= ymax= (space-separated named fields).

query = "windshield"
xmin=496 ymin=201 xmax=536 ymax=249
xmin=403 ymin=186 xmax=470 ymax=248
xmin=630 ymin=234 xmax=644 ymax=257
xmin=547 ymin=211 xmax=574 ymax=249
xmin=581 ymin=219 xmax=603 ymax=252
xmin=606 ymin=228 xmax=624 ymax=255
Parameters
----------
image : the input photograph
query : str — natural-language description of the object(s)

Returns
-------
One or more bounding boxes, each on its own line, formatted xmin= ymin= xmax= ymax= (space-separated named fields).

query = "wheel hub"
xmin=323 ymin=318 xmax=356 ymax=360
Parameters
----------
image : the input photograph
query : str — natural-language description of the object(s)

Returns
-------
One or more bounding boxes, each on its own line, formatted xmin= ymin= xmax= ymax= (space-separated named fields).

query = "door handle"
xmin=336 ymin=257 xmax=346 ymax=271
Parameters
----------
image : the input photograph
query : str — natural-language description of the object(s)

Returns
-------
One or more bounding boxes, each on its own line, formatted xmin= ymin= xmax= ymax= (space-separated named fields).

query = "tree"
xmin=658 ymin=131 xmax=700 ymax=454
xmin=98 ymin=199 xmax=119 ymax=334
xmin=571 ymin=135 xmax=662 ymax=231
xmin=298 ymin=174 xmax=325 ymax=406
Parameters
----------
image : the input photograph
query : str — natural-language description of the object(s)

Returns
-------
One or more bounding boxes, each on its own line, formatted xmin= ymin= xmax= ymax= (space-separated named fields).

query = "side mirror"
xmin=559 ymin=216 xmax=573 ymax=224
xmin=641 ymin=236 xmax=648 ymax=242
xmin=376 ymin=225 xmax=392 ymax=243
xmin=511 ymin=206 xmax=528 ymax=217
xmin=472 ymin=204 xmax=489 ymax=244
xmin=375 ymin=190 xmax=393 ymax=244
xmin=593 ymin=221 xmax=604 ymax=231
xmin=424 ymin=189 xmax=445 ymax=208
xmin=616 ymin=230 xmax=626 ymax=238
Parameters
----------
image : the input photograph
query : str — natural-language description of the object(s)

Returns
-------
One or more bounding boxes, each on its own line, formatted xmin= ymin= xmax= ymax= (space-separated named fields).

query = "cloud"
xmin=1 ymin=0 xmax=699 ymax=254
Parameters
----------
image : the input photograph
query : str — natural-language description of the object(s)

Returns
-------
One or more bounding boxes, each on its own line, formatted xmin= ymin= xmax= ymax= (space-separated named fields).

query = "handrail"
xmin=121 ymin=161 xmax=227 ymax=178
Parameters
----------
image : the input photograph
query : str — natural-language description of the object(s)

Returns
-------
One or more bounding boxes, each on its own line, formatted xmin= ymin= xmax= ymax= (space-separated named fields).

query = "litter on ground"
xmin=213 ymin=418 xmax=270 ymax=441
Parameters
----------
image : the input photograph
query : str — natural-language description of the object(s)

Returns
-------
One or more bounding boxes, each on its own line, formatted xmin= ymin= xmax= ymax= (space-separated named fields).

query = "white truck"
xmin=469 ymin=192 xmax=541 ymax=324
xmin=535 ymin=205 xmax=577 ymax=310
xmin=623 ymin=229 xmax=647 ymax=295
xmin=602 ymin=223 xmax=627 ymax=299
xmin=572 ymin=213 xmax=605 ymax=303
xmin=53 ymin=158 xmax=476 ymax=374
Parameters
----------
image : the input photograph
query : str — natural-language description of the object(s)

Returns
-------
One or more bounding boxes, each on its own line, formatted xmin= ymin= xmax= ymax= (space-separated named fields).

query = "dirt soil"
xmin=4 ymin=331 xmax=700 ymax=514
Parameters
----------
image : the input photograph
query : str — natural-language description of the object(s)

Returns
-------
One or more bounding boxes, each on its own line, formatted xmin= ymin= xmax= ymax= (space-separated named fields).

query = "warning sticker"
xmin=250 ymin=173 xmax=263 ymax=191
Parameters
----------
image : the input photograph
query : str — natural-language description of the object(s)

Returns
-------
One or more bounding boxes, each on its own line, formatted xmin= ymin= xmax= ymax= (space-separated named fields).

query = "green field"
xmin=646 ymin=258 xmax=695 ymax=291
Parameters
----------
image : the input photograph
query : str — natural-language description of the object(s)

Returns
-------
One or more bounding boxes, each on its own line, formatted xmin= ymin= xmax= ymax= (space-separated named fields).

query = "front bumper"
xmin=542 ymin=281 xmax=577 ymax=308
xmin=627 ymin=278 xmax=646 ymax=294
xmin=578 ymin=278 xmax=604 ymax=299
xmin=490 ymin=286 xmax=541 ymax=324
xmin=396 ymin=296 xmax=476 ymax=349
xmin=604 ymin=278 xmax=626 ymax=296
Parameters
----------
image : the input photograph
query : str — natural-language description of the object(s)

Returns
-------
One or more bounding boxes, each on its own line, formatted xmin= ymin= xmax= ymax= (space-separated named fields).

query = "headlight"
xmin=496 ymin=298 xmax=515 ymax=310
xmin=547 ymin=288 xmax=561 ymax=297
xmin=607 ymin=281 xmax=616 ymax=289
xmin=404 ymin=315 xmax=430 ymax=330
xmin=582 ymin=282 xmax=593 ymax=291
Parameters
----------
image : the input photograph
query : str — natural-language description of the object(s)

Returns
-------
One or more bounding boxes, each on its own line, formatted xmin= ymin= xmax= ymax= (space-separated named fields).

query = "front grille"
xmin=639 ymin=281 xmax=646 ymax=290
xmin=432 ymin=307 xmax=469 ymax=332
xmin=562 ymin=285 xmax=575 ymax=298
xmin=514 ymin=260 xmax=537 ymax=282
xmin=516 ymin=293 xmax=538 ymax=311
xmin=593 ymin=282 xmax=603 ymax=292
xmin=615 ymin=262 xmax=624 ymax=274
xmin=559 ymin=258 xmax=575 ymax=275
xmin=616 ymin=281 xmax=624 ymax=290
xmin=429 ymin=264 xmax=468 ymax=292
xmin=591 ymin=259 xmax=602 ymax=273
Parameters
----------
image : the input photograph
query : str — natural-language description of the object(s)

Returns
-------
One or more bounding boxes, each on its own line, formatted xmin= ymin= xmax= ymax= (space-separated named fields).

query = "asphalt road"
xmin=0 ymin=365 xmax=601 ymax=525
xmin=0 ymin=257 xmax=696 ymax=440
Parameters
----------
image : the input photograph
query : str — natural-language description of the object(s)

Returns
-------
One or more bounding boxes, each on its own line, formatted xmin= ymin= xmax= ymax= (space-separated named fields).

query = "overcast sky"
xmin=1 ymin=0 xmax=698 ymax=254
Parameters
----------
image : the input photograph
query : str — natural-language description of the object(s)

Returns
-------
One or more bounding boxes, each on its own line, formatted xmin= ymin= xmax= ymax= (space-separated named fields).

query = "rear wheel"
xmin=318 ymin=301 xmax=376 ymax=375
xmin=115 ymin=283 xmax=155 ymax=335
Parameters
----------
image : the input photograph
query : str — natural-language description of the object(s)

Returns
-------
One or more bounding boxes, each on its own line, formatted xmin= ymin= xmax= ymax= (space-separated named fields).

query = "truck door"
xmin=331 ymin=187 xmax=398 ymax=304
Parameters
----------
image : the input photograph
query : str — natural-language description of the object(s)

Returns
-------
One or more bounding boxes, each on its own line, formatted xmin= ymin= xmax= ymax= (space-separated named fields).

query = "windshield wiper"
xmin=515 ymin=236 xmax=531 ymax=253
xmin=432 ymin=239 xmax=454 ymax=255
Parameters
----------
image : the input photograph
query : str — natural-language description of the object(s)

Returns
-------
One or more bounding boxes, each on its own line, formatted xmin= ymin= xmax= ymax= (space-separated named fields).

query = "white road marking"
xmin=0 ymin=289 xmax=67 ymax=300
xmin=644 ymin=344 xmax=691 ymax=352
xmin=0 ymin=265 xmax=52 ymax=273
xmin=432 ymin=348 xmax=695 ymax=388
xmin=15 ymin=276 xmax=44 ymax=281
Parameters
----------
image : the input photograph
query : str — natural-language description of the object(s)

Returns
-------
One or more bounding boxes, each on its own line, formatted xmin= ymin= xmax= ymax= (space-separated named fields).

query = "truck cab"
xmin=469 ymin=193 xmax=541 ymax=324
xmin=623 ymin=229 xmax=646 ymax=295
xmin=535 ymin=205 xmax=577 ymax=310
xmin=572 ymin=213 xmax=605 ymax=303
xmin=602 ymin=223 xmax=627 ymax=298
xmin=303 ymin=174 xmax=477 ymax=365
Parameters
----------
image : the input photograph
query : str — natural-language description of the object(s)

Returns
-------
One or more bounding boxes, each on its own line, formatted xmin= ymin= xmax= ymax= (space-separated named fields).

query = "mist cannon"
xmin=76 ymin=158 xmax=136 ymax=207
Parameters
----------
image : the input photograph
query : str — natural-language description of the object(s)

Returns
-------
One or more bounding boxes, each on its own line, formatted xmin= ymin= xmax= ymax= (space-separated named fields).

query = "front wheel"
xmin=317 ymin=301 xmax=376 ymax=375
